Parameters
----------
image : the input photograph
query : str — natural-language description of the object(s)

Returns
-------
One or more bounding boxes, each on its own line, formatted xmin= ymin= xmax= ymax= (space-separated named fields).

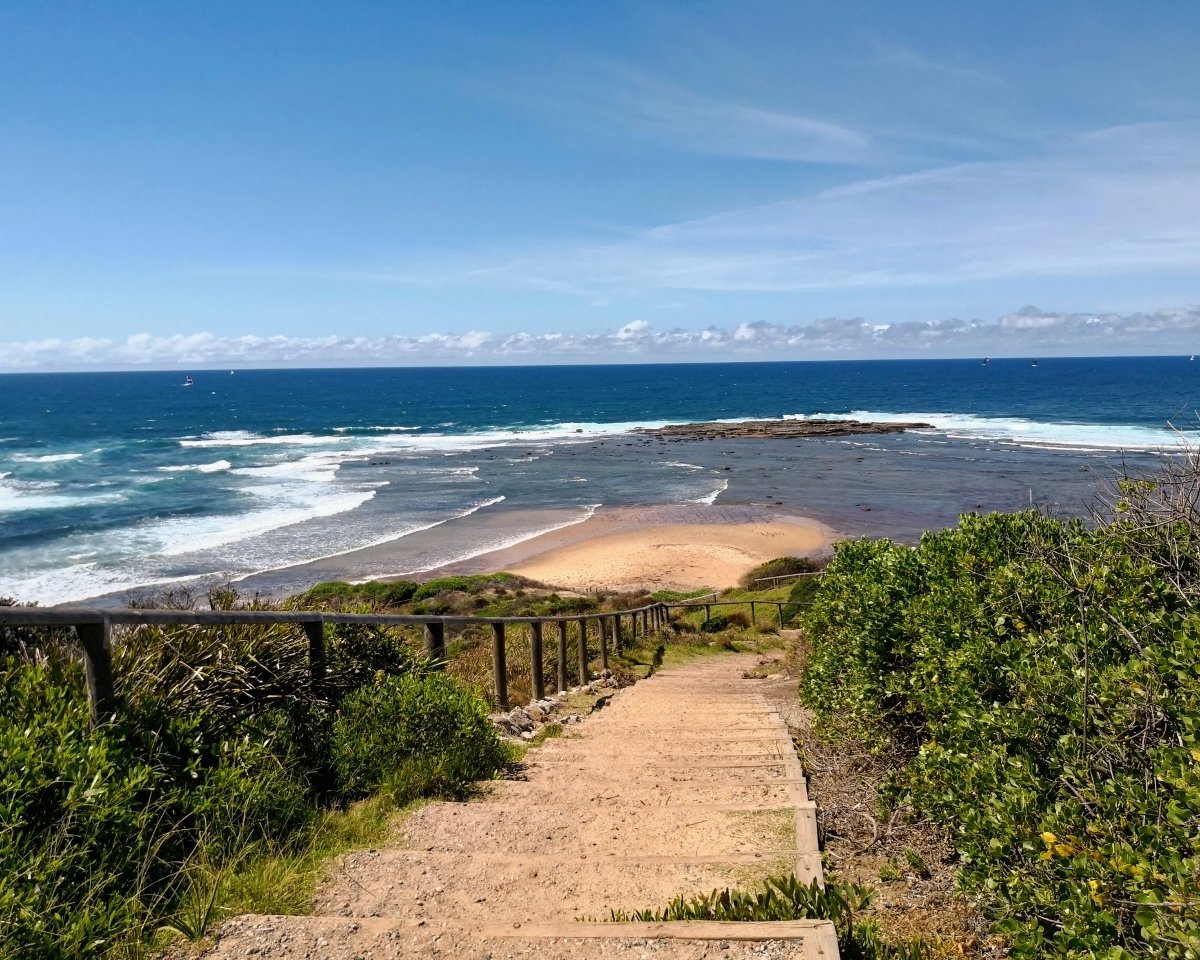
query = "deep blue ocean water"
xmin=0 ymin=357 xmax=1194 ymax=604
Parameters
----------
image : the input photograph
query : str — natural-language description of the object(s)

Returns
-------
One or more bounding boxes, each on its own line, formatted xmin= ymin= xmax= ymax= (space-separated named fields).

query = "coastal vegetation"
xmin=612 ymin=873 xmax=929 ymax=959
xmin=0 ymin=600 xmax=510 ymax=959
xmin=798 ymin=452 xmax=1200 ymax=957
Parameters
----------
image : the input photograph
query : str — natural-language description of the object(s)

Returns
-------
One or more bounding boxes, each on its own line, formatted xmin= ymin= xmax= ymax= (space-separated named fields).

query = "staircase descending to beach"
xmin=205 ymin=653 xmax=838 ymax=959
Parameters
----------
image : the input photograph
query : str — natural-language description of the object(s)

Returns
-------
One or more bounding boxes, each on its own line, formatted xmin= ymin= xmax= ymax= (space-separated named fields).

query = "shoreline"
xmin=374 ymin=503 xmax=836 ymax=594
xmin=76 ymin=502 xmax=837 ymax=607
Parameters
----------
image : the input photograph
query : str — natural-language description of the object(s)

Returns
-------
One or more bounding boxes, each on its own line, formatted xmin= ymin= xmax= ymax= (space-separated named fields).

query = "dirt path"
xmin=204 ymin=653 xmax=838 ymax=959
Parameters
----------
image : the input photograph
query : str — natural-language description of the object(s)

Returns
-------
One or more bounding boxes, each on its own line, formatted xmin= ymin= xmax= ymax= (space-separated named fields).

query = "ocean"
xmin=0 ymin=356 xmax=1194 ymax=606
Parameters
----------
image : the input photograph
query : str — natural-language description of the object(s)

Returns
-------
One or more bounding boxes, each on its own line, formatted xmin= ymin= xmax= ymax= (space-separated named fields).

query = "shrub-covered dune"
xmin=800 ymin=460 xmax=1200 ymax=957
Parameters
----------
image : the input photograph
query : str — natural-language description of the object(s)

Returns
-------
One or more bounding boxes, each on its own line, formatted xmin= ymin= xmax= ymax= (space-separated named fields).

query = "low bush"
xmin=290 ymin=580 xmax=419 ymax=609
xmin=332 ymin=672 xmax=508 ymax=801
xmin=0 ymin=610 xmax=503 ymax=958
xmin=739 ymin=555 xmax=821 ymax=588
xmin=801 ymin=484 xmax=1200 ymax=957
xmin=412 ymin=573 xmax=522 ymax=600
xmin=781 ymin=575 xmax=822 ymax=624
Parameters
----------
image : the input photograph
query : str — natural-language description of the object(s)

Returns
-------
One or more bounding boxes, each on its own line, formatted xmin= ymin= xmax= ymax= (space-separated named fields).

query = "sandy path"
xmin=204 ymin=654 xmax=838 ymax=959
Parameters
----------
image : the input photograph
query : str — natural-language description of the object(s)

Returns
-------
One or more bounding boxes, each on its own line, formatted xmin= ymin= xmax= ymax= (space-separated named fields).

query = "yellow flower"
xmin=1041 ymin=832 xmax=1058 ymax=846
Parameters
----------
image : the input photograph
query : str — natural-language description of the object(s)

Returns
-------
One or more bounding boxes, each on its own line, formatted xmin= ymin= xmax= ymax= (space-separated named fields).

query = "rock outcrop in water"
xmin=634 ymin=418 xmax=934 ymax=441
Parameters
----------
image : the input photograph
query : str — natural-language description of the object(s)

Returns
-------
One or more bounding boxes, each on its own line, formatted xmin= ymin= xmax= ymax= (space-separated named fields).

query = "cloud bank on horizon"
xmin=4 ymin=306 xmax=1199 ymax=370
xmin=1 ymin=3 xmax=1198 ymax=363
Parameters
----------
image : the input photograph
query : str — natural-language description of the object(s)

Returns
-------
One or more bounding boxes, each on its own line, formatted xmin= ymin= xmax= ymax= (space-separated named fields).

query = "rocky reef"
xmin=634 ymin=418 xmax=934 ymax=441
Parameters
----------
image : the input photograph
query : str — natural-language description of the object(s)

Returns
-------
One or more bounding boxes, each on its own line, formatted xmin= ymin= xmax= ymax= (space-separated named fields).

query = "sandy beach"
xmin=431 ymin=504 xmax=837 ymax=593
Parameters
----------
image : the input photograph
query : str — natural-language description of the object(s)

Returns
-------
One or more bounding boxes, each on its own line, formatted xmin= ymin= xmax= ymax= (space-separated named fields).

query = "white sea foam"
xmin=385 ymin=502 xmax=602 ymax=578
xmin=0 ymin=477 xmax=124 ymax=513
xmin=657 ymin=461 xmax=705 ymax=471
xmin=180 ymin=431 xmax=344 ymax=448
xmin=155 ymin=483 xmax=381 ymax=557
xmin=0 ymin=563 xmax=225 ymax=609
xmin=791 ymin=411 xmax=1184 ymax=451
xmin=11 ymin=452 xmax=84 ymax=463
xmin=231 ymin=453 xmax=343 ymax=484
xmin=332 ymin=425 xmax=420 ymax=433
xmin=231 ymin=495 xmax=511 ymax=581
xmin=688 ymin=479 xmax=729 ymax=505
xmin=178 ymin=420 xmax=680 ymax=457
xmin=156 ymin=459 xmax=232 ymax=474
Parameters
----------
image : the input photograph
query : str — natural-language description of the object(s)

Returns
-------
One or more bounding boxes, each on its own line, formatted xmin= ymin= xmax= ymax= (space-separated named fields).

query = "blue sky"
xmin=2 ymin=1 xmax=1199 ymax=367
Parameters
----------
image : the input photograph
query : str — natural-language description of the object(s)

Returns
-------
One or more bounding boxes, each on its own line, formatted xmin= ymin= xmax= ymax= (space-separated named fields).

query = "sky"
xmin=2 ymin=1 xmax=1199 ymax=369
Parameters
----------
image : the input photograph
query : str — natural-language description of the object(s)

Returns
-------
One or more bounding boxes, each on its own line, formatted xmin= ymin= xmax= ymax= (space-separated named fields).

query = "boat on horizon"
xmin=1031 ymin=359 xmax=1038 ymax=367
xmin=183 ymin=375 xmax=194 ymax=386
xmin=982 ymin=357 xmax=990 ymax=365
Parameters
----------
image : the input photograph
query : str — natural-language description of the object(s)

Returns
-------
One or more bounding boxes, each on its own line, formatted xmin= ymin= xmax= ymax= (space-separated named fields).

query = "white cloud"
xmin=378 ymin=120 xmax=1200 ymax=297
xmin=3 ymin=305 xmax=1200 ymax=371
xmin=508 ymin=62 xmax=872 ymax=164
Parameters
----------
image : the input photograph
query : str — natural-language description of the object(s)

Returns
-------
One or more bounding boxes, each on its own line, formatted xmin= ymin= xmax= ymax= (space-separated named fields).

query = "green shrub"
xmin=0 ymin=660 xmax=158 ymax=959
xmin=781 ymin=575 xmax=822 ymax=624
xmin=0 ymin=612 xmax=496 ymax=956
xmin=801 ymin=506 xmax=1200 ymax=957
xmin=331 ymin=672 xmax=508 ymax=801
xmin=289 ymin=580 xmax=418 ymax=609
xmin=412 ymin=573 xmax=520 ymax=600
xmin=700 ymin=614 xmax=732 ymax=633
xmin=739 ymin=555 xmax=821 ymax=588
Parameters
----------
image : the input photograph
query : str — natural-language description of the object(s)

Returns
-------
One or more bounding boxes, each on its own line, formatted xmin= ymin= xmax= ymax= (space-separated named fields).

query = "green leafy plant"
xmin=331 ymin=672 xmax=508 ymax=801
xmin=610 ymin=874 xmax=928 ymax=959
xmin=801 ymin=488 xmax=1200 ymax=957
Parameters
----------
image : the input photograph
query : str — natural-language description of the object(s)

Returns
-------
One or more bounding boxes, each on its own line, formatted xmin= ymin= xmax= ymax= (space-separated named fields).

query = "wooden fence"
xmin=749 ymin=571 xmax=822 ymax=589
xmin=0 ymin=602 xmax=671 ymax=724
xmin=665 ymin=599 xmax=788 ymax=629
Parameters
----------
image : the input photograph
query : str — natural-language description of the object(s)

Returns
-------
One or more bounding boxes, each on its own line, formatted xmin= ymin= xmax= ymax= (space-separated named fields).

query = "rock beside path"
xmin=634 ymin=419 xmax=933 ymax=441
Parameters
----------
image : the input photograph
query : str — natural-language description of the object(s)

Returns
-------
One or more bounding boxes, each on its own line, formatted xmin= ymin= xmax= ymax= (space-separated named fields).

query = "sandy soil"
xmin=201 ymin=654 xmax=836 ymax=959
xmin=482 ymin=505 xmax=835 ymax=593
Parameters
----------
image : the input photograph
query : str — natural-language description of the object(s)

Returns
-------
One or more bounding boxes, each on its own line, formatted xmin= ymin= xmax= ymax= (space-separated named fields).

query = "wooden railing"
xmin=749 ymin=571 xmax=822 ymax=589
xmin=665 ymin=599 xmax=788 ymax=628
xmin=0 ymin=602 xmax=671 ymax=723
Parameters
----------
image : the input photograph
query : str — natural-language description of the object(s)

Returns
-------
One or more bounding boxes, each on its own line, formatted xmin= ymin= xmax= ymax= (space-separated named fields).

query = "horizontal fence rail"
xmin=0 ymin=602 xmax=672 ymax=723
xmin=665 ymin=599 xmax=788 ymax=628
xmin=749 ymin=571 xmax=822 ymax=589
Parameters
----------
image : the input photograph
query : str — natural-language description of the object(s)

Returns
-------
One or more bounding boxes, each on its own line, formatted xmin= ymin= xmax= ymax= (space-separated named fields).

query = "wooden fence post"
xmin=302 ymin=620 xmax=327 ymax=684
xmin=77 ymin=620 xmax=116 ymax=724
xmin=610 ymin=614 xmax=621 ymax=655
xmin=556 ymin=619 xmax=568 ymax=692
xmin=578 ymin=618 xmax=590 ymax=684
xmin=750 ymin=601 xmax=757 ymax=627
xmin=704 ymin=603 xmax=711 ymax=622
xmin=777 ymin=603 xmax=784 ymax=628
xmin=529 ymin=621 xmax=545 ymax=701
xmin=491 ymin=622 xmax=508 ymax=709
xmin=599 ymin=617 xmax=609 ymax=672
xmin=423 ymin=621 xmax=446 ymax=667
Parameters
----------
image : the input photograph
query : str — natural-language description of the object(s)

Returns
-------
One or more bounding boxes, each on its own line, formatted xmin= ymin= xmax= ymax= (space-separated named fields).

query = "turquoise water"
xmin=0 ymin=357 xmax=1192 ymax=604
